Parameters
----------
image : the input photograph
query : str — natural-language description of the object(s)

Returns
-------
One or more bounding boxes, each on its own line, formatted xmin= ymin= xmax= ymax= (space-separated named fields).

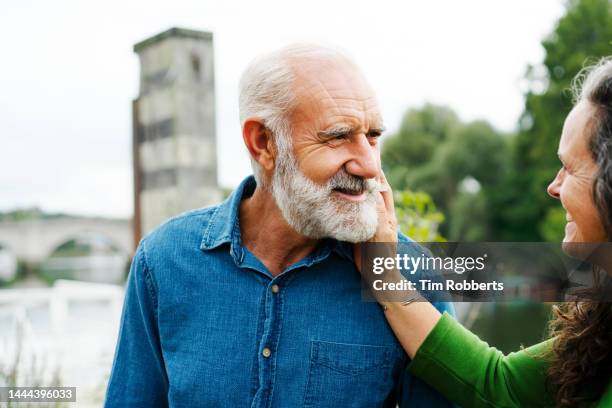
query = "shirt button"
xmin=271 ymin=284 xmax=280 ymax=294
xmin=262 ymin=347 xmax=272 ymax=358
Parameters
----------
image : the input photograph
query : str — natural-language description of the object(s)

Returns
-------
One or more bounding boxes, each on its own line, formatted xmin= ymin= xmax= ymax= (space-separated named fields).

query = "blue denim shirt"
xmin=105 ymin=176 xmax=456 ymax=407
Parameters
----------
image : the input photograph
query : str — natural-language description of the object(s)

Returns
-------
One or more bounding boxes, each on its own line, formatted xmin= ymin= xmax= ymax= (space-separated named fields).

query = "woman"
xmin=358 ymin=57 xmax=612 ymax=407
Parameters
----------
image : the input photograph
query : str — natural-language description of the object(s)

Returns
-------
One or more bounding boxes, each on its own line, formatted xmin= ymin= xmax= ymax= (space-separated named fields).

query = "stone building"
xmin=132 ymin=27 xmax=221 ymax=247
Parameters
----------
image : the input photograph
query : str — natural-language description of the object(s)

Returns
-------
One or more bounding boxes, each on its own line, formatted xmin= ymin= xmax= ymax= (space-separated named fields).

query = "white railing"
xmin=0 ymin=280 xmax=125 ymax=407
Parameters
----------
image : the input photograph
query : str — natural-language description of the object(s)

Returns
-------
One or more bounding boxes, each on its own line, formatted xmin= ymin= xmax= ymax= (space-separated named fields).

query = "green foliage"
xmin=0 ymin=208 xmax=75 ymax=221
xmin=394 ymin=190 xmax=446 ymax=242
xmin=507 ymin=0 xmax=612 ymax=241
xmin=447 ymin=191 xmax=488 ymax=241
xmin=382 ymin=104 xmax=511 ymax=241
xmin=382 ymin=0 xmax=612 ymax=242
xmin=0 ymin=208 xmax=46 ymax=221
xmin=383 ymin=104 xmax=459 ymax=183
xmin=469 ymin=303 xmax=552 ymax=354
xmin=48 ymin=239 xmax=92 ymax=258
xmin=539 ymin=207 xmax=566 ymax=242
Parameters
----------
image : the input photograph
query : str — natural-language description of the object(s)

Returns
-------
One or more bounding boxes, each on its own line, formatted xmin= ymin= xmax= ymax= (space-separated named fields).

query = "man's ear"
xmin=242 ymin=118 xmax=276 ymax=172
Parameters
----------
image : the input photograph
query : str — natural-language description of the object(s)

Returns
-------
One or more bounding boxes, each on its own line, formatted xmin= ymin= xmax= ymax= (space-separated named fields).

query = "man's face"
xmin=270 ymin=58 xmax=384 ymax=243
xmin=290 ymin=59 xmax=383 ymax=192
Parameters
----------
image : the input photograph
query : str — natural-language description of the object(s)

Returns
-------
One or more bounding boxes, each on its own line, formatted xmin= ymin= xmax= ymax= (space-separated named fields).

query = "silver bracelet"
xmin=381 ymin=291 xmax=423 ymax=311
xmin=401 ymin=291 xmax=423 ymax=306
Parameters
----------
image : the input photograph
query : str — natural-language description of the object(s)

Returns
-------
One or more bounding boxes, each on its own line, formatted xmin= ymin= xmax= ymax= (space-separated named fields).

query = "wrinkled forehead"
xmin=559 ymin=101 xmax=597 ymax=159
xmin=288 ymin=57 xmax=383 ymax=128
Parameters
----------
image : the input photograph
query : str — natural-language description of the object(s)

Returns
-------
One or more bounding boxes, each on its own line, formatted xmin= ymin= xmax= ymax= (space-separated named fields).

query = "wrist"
xmin=379 ymin=290 xmax=424 ymax=312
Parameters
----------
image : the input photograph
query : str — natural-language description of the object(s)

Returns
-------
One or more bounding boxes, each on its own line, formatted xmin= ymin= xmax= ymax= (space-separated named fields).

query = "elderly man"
xmin=105 ymin=44 xmax=455 ymax=407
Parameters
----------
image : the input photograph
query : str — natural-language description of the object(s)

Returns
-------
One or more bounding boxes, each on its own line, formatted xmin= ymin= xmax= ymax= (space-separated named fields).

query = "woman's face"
xmin=547 ymin=101 xmax=607 ymax=243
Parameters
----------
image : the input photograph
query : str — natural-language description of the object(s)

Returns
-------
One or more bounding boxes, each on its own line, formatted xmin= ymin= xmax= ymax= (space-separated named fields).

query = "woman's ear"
xmin=242 ymin=118 xmax=276 ymax=172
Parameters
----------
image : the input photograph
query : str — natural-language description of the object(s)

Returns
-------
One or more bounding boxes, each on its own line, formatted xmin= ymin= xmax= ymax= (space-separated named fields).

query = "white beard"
xmin=270 ymin=150 xmax=382 ymax=243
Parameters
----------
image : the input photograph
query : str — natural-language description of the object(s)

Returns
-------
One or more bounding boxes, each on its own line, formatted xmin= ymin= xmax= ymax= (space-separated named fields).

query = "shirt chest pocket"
xmin=303 ymin=340 xmax=403 ymax=408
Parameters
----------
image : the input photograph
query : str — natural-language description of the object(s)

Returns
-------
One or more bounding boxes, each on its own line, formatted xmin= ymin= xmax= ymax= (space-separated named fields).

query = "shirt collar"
xmin=200 ymin=175 xmax=355 ymax=262
xmin=200 ymin=175 xmax=256 ymax=251
xmin=331 ymin=240 xmax=354 ymax=262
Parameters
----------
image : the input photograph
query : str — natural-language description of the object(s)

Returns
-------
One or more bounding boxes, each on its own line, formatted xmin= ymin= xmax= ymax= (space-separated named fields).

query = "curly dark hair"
xmin=547 ymin=57 xmax=612 ymax=407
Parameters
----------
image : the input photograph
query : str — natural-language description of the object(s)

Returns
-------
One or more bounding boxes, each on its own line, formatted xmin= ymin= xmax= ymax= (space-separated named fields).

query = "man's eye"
xmin=367 ymin=131 xmax=383 ymax=138
xmin=325 ymin=134 xmax=348 ymax=146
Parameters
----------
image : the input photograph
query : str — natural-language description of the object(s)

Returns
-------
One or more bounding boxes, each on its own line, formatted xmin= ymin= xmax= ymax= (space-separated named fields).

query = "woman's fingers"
xmin=376 ymin=161 xmax=394 ymax=215
xmin=379 ymin=170 xmax=395 ymax=216
xmin=369 ymin=167 xmax=397 ymax=243
xmin=355 ymin=168 xmax=397 ymax=273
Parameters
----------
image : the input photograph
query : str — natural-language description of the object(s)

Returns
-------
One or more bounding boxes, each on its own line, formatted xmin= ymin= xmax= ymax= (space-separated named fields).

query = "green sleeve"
xmin=408 ymin=312 xmax=556 ymax=408
xmin=595 ymin=382 xmax=612 ymax=408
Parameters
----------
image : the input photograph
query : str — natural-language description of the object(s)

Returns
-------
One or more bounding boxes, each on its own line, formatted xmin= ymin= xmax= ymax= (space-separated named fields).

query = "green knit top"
xmin=409 ymin=312 xmax=612 ymax=408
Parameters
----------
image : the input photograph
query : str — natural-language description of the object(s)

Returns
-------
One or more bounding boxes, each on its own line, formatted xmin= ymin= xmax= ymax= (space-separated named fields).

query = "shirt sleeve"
xmin=396 ymin=301 xmax=459 ymax=408
xmin=408 ymin=312 xmax=556 ymax=408
xmin=104 ymin=240 xmax=169 ymax=407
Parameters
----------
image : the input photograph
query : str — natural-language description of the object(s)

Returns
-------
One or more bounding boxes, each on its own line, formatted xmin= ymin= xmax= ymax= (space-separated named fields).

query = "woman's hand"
xmin=354 ymin=169 xmax=442 ymax=359
xmin=354 ymin=169 xmax=398 ymax=274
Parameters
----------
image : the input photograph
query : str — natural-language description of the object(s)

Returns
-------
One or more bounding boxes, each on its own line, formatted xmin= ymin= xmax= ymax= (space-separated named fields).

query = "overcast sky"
xmin=0 ymin=0 xmax=565 ymax=218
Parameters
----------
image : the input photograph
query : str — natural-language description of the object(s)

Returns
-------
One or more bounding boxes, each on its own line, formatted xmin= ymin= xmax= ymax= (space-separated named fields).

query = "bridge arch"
xmin=43 ymin=230 xmax=131 ymax=262
xmin=0 ymin=218 xmax=132 ymax=265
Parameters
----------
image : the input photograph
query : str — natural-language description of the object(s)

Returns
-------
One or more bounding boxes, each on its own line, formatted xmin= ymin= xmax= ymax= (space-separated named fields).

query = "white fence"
xmin=0 ymin=280 xmax=125 ymax=407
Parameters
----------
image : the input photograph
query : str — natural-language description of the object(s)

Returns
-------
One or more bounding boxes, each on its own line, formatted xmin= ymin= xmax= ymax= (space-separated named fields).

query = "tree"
xmin=382 ymin=105 xmax=510 ymax=240
xmin=383 ymin=104 xmax=459 ymax=193
xmin=503 ymin=0 xmax=612 ymax=241
xmin=394 ymin=190 xmax=446 ymax=242
xmin=382 ymin=0 xmax=612 ymax=242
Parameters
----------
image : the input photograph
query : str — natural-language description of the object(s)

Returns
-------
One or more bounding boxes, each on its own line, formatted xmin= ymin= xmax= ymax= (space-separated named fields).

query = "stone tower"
xmin=132 ymin=27 xmax=221 ymax=247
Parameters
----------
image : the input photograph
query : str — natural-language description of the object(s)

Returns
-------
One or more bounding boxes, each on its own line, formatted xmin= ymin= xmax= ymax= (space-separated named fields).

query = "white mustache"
xmin=328 ymin=171 xmax=384 ymax=195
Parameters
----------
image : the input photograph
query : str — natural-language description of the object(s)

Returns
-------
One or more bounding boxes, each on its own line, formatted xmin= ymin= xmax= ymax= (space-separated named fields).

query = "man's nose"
xmin=344 ymin=135 xmax=379 ymax=179
xmin=547 ymin=170 xmax=562 ymax=199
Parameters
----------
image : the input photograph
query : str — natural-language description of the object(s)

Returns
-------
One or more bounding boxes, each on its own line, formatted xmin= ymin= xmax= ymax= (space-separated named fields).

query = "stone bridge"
xmin=0 ymin=218 xmax=132 ymax=264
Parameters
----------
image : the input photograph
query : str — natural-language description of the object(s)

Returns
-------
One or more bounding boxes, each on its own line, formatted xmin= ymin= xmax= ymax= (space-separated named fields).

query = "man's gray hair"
xmin=238 ymin=43 xmax=352 ymax=187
